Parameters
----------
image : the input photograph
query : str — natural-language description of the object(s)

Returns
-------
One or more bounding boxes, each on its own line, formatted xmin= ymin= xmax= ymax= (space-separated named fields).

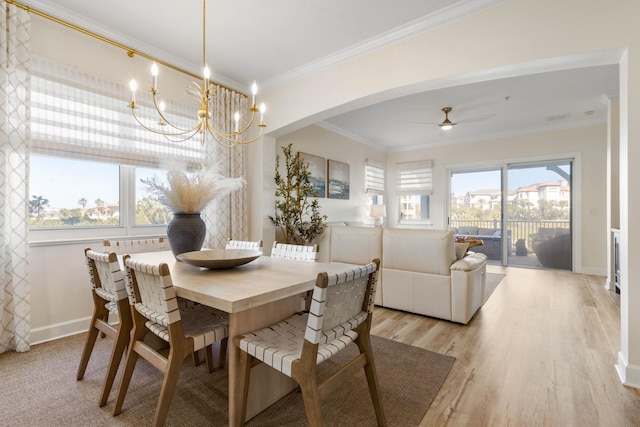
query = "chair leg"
xmin=113 ymin=324 xmax=147 ymax=416
xmin=297 ymin=372 xmax=323 ymax=427
xmin=192 ymin=348 xmax=202 ymax=367
xmin=204 ymin=345 xmax=214 ymax=373
xmin=100 ymin=312 xmax=109 ymax=338
xmin=356 ymin=326 xmax=386 ymax=427
xmin=152 ymin=347 xmax=184 ymax=427
xmin=233 ymin=350 xmax=253 ymax=427
xmin=76 ymin=318 xmax=100 ymax=380
xmin=99 ymin=315 xmax=131 ymax=407
xmin=218 ymin=337 xmax=228 ymax=369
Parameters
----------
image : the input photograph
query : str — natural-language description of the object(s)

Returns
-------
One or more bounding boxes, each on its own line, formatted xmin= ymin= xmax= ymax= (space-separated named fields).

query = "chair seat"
xmin=144 ymin=304 xmax=229 ymax=352
xmin=239 ymin=312 xmax=367 ymax=376
xmin=105 ymin=301 xmax=119 ymax=315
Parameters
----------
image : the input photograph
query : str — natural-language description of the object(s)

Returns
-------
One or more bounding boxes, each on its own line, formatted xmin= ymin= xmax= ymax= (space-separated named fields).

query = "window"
xmin=28 ymin=56 xmax=201 ymax=236
xmin=396 ymin=160 xmax=432 ymax=224
xmin=135 ymin=167 xmax=172 ymax=225
xmin=365 ymin=159 xmax=385 ymax=223
xmin=29 ymin=155 xmax=120 ymax=228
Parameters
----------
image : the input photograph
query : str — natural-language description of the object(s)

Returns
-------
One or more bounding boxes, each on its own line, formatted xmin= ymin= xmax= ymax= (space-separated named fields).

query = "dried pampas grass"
xmin=141 ymin=161 xmax=245 ymax=213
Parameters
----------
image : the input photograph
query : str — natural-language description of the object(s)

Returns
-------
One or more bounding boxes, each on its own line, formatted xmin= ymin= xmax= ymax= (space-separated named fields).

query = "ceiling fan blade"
xmin=410 ymin=120 xmax=441 ymax=126
xmin=457 ymin=113 xmax=496 ymax=124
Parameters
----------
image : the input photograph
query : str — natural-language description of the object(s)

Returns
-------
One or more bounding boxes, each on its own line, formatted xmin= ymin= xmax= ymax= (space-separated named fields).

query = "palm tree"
xmin=94 ymin=198 xmax=105 ymax=216
xmin=78 ymin=197 xmax=87 ymax=210
xmin=29 ymin=195 xmax=49 ymax=221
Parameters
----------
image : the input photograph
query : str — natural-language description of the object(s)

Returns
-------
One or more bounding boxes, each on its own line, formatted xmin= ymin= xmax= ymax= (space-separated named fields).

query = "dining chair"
xmin=103 ymin=237 xmax=168 ymax=254
xmin=270 ymin=242 xmax=318 ymax=261
xmin=225 ymin=238 xmax=263 ymax=251
xmin=114 ymin=257 xmax=229 ymax=426
xmin=271 ymin=242 xmax=319 ymax=311
xmin=77 ymin=248 xmax=133 ymax=407
xmin=233 ymin=259 xmax=386 ymax=427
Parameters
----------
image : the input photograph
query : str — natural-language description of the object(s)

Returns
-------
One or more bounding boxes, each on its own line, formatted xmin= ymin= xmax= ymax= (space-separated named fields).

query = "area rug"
xmin=484 ymin=272 xmax=506 ymax=304
xmin=0 ymin=331 xmax=454 ymax=427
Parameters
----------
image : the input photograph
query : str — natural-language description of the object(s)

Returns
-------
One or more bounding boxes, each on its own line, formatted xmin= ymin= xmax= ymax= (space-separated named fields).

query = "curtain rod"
xmin=6 ymin=0 xmax=247 ymax=97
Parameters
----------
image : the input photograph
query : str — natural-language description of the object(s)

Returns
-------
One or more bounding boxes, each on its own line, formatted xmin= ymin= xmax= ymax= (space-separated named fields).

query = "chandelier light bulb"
xmin=159 ymin=100 xmax=166 ymax=112
xmin=234 ymin=111 xmax=240 ymax=132
xmin=251 ymin=81 xmax=258 ymax=105
xmin=259 ymin=103 xmax=266 ymax=122
xmin=203 ymin=66 xmax=211 ymax=79
xmin=129 ymin=79 xmax=138 ymax=103
xmin=150 ymin=62 xmax=159 ymax=89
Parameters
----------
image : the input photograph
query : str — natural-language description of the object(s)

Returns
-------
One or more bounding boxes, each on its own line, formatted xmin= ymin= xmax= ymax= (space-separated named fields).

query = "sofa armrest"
xmin=451 ymin=252 xmax=487 ymax=272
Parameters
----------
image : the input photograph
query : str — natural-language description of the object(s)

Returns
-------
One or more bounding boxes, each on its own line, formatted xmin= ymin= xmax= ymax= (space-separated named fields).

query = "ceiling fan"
xmin=420 ymin=107 xmax=496 ymax=131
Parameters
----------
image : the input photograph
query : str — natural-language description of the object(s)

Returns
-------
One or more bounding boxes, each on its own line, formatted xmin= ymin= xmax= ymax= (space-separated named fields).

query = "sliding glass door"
xmin=507 ymin=161 xmax=572 ymax=269
xmin=450 ymin=159 xmax=572 ymax=270
xmin=450 ymin=168 xmax=504 ymax=262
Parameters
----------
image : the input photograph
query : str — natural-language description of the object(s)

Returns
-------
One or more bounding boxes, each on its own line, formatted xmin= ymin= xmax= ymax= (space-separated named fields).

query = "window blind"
xmin=396 ymin=160 xmax=432 ymax=195
xmin=30 ymin=56 xmax=204 ymax=167
xmin=365 ymin=159 xmax=385 ymax=194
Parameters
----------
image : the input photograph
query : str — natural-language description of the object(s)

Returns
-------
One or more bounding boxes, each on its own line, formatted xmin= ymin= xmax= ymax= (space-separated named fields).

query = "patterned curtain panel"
xmin=0 ymin=1 xmax=31 ymax=354
xmin=202 ymin=86 xmax=249 ymax=249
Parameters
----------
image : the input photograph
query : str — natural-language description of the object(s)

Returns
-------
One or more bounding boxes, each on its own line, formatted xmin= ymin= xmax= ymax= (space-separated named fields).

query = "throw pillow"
xmin=456 ymin=242 xmax=469 ymax=259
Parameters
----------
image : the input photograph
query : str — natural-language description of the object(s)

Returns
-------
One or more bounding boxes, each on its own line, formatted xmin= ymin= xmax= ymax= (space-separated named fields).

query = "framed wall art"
xmin=327 ymin=159 xmax=350 ymax=199
xmin=298 ymin=152 xmax=326 ymax=198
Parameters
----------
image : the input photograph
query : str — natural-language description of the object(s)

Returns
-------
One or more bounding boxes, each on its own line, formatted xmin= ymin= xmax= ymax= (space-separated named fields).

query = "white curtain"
xmin=203 ymin=86 xmax=249 ymax=248
xmin=0 ymin=1 xmax=31 ymax=354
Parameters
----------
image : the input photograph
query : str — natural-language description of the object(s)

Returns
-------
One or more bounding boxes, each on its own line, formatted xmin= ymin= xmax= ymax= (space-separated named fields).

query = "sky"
xmin=30 ymin=156 xmax=164 ymax=210
xmin=450 ymin=163 xmax=571 ymax=196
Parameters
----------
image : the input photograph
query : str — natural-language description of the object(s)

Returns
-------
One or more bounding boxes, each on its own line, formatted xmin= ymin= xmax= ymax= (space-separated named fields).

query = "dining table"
xmin=125 ymin=250 xmax=358 ymax=425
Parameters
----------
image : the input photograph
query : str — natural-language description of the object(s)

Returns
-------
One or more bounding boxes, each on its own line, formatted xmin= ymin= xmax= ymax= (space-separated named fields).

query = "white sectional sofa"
xmin=315 ymin=226 xmax=487 ymax=324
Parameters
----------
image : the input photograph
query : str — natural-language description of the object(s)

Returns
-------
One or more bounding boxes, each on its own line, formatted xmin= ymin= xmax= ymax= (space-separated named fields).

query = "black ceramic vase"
xmin=166 ymin=213 xmax=206 ymax=258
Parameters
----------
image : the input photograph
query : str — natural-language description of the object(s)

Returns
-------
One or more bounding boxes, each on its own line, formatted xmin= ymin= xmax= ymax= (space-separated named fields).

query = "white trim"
xmin=263 ymin=0 xmax=506 ymax=88
xmin=617 ymin=351 xmax=640 ymax=389
xmin=581 ymin=267 xmax=607 ymax=276
xmin=30 ymin=316 xmax=91 ymax=345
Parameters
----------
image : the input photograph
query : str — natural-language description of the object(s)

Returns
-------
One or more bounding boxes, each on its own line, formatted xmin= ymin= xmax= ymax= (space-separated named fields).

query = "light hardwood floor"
xmin=370 ymin=265 xmax=640 ymax=427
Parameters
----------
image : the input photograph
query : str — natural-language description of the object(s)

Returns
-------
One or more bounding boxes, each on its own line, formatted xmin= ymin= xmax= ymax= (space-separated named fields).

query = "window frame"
xmin=395 ymin=160 xmax=433 ymax=225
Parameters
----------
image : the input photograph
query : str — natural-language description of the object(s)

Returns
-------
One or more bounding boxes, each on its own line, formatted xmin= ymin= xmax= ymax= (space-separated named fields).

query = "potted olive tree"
xmin=269 ymin=143 xmax=327 ymax=244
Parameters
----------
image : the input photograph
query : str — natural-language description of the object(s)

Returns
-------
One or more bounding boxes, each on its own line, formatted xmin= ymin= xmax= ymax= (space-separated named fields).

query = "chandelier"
xmin=127 ymin=0 xmax=266 ymax=147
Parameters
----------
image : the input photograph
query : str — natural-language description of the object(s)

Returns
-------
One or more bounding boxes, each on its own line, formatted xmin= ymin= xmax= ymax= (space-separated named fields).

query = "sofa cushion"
xmin=457 ymin=226 xmax=478 ymax=235
xmin=382 ymin=228 xmax=455 ymax=275
xmin=330 ymin=226 xmax=383 ymax=265
xmin=477 ymin=227 xmax=497 ymax=236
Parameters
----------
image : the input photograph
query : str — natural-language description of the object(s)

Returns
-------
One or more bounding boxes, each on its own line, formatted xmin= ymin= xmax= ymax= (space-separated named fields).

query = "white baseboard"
xmin=30 ymin=316 xmax=91 ymax=345
xmin=616 ymin=351 xmax=640 ymax=389
xmin=579 ymin=267 xmax=607 ymax=276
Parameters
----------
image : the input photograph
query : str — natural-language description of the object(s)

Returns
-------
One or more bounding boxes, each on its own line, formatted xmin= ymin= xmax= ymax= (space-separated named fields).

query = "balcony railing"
xmin=451 ymin=219 xmax=570 ymax=253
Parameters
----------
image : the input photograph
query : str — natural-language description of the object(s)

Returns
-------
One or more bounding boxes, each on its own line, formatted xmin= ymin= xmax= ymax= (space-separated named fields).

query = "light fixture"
xmin=371 ymin=204 xmax=387 ymax=227
xmin=128 ymin=0 xmax=266 ymax=147
xmin=439 ymin=107 xmax=455 ymax=130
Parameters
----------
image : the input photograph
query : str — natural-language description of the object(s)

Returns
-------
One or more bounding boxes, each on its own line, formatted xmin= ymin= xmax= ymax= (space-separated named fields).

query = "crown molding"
xmin=261 ymin=0 xmax=506 ymax=89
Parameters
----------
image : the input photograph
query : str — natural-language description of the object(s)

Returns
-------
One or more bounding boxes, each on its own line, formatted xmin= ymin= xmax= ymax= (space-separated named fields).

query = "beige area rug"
xmin=0 ymin=331 xmax=454 ymax=427
xmin=484 ymin=272 xmax=506 ymax=305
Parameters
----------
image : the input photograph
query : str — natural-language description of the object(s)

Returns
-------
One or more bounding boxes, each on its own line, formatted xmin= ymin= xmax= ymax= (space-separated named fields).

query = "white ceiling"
xmin=21 ymin=0 xmax=619 ymax=151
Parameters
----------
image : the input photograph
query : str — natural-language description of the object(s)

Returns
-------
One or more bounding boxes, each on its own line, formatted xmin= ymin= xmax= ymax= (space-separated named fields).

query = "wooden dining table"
xmin=125 ymin=250 xmax=357 ymax=425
